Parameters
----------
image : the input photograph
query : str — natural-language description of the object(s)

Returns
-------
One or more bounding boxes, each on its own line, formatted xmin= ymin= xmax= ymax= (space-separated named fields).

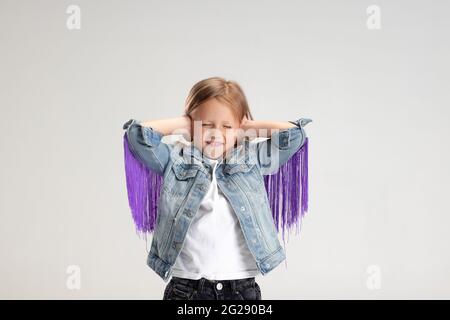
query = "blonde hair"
xmin=184 ymin=76 xmax=254 ymax=123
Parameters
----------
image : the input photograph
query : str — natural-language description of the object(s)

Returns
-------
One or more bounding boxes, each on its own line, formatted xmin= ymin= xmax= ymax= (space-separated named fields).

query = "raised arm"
xmin=123 ymin=116 xmax=191 ymax=175
xmin=139 ymin=116 xmax=191 ymax=137
xmin=241 ymin=117 xmax=313 ymax=175
xmin=240 ymin=119 xmax=297 ymax=137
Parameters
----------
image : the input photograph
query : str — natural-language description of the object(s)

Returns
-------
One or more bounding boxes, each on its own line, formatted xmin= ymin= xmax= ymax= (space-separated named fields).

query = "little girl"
xmin=122 ymin=76 xmax=312 ymax=300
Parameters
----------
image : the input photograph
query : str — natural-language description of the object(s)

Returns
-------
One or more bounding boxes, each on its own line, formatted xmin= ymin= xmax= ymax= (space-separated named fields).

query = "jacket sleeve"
xmin=255 ymin=117 xmax=312 ymax=175
xmin=122 ymin=118 xmax=172 ymax=175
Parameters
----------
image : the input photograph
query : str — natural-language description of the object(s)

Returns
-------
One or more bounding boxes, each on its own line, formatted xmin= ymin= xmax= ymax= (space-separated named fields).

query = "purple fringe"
xmin=263 ymin=137 xmax=309 ymax=245
xmin=123 ymin=132 xmax=309 ymax=246
xmin=123 ymin=133 xmax=162 ymax=238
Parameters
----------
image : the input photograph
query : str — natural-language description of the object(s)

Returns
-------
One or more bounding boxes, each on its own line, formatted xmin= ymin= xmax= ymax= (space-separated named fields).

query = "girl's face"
xmin=190 ymin=98 xmax=242 ymax=160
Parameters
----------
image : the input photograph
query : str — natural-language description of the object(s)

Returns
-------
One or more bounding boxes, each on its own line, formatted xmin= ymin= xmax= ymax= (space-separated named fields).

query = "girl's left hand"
xmin=240 ymin=115 xmax=249 ymax=129
xmin=238 ymin=115 xmax=258 ymax=142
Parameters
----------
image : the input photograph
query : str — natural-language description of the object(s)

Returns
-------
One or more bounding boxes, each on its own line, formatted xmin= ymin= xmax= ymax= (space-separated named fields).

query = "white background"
xmin=0 ymin=0 xmax=449 ymax=299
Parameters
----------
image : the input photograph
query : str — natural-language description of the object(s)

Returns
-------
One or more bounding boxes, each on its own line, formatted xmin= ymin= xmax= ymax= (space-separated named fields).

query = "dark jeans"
xmin=163 ymin=276 xmax=262 ymax=300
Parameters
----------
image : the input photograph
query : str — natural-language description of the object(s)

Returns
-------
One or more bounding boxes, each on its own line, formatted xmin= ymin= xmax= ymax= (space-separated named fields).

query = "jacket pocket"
xmin=173 ymin=162 xmax=201 ymax=180
xmin=225 ymin=163 xmax=265 ymax=193
xmin=163 ymin=161 xmax=200 ymax=197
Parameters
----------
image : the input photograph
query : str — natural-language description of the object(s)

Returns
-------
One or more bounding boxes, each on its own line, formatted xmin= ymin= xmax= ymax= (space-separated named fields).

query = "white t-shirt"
xmin=171 ymin=155 xmax=260 ymax=280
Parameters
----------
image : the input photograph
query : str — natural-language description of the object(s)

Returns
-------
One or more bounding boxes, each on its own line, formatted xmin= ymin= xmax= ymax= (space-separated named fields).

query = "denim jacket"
xmin=123 ymin=117 xmax=312 ymax=282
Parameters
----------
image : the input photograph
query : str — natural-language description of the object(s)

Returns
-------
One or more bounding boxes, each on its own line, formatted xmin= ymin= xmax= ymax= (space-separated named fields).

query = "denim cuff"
xmin=274 ymin=117 xmax=312 ymax=149
xmin=123 ymin=118 xmax=163 ymax=147
xmin=122 ymin=118 xmax=135 ymax=130
xmin=288 ymin=117 xmax=313 ymax=128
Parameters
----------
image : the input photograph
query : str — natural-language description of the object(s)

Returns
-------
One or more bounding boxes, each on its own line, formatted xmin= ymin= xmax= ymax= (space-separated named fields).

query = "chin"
xmin=202 ymin=146 xmax=227 ymax=159
xmin=201 ymin=142 xmax=235 ymax=160
xmin=202 ymin=150 xmax=224 ymax=160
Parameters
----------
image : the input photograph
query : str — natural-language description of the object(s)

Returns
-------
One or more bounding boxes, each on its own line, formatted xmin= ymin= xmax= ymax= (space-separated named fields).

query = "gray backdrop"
xmin=1 ymin=0 xmax=449 ymax=299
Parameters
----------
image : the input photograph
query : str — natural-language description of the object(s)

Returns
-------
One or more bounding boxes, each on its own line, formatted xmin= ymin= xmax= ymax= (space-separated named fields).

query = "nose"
xmin=206 ymin=128 xmax=224 ymax=141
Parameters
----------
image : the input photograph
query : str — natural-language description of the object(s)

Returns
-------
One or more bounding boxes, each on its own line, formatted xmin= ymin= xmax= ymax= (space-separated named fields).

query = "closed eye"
xmin=202 ymin=124 xmax=232 ymax=128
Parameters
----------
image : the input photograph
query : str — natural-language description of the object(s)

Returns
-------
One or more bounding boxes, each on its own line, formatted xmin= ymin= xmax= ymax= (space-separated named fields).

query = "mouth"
xmin=206 ymin=141 xmax=224 ymax=147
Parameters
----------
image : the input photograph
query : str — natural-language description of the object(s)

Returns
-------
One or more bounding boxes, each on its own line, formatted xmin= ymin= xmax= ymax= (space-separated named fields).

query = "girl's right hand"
xmin=182 ymin=114 xmax=192 ymax=141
